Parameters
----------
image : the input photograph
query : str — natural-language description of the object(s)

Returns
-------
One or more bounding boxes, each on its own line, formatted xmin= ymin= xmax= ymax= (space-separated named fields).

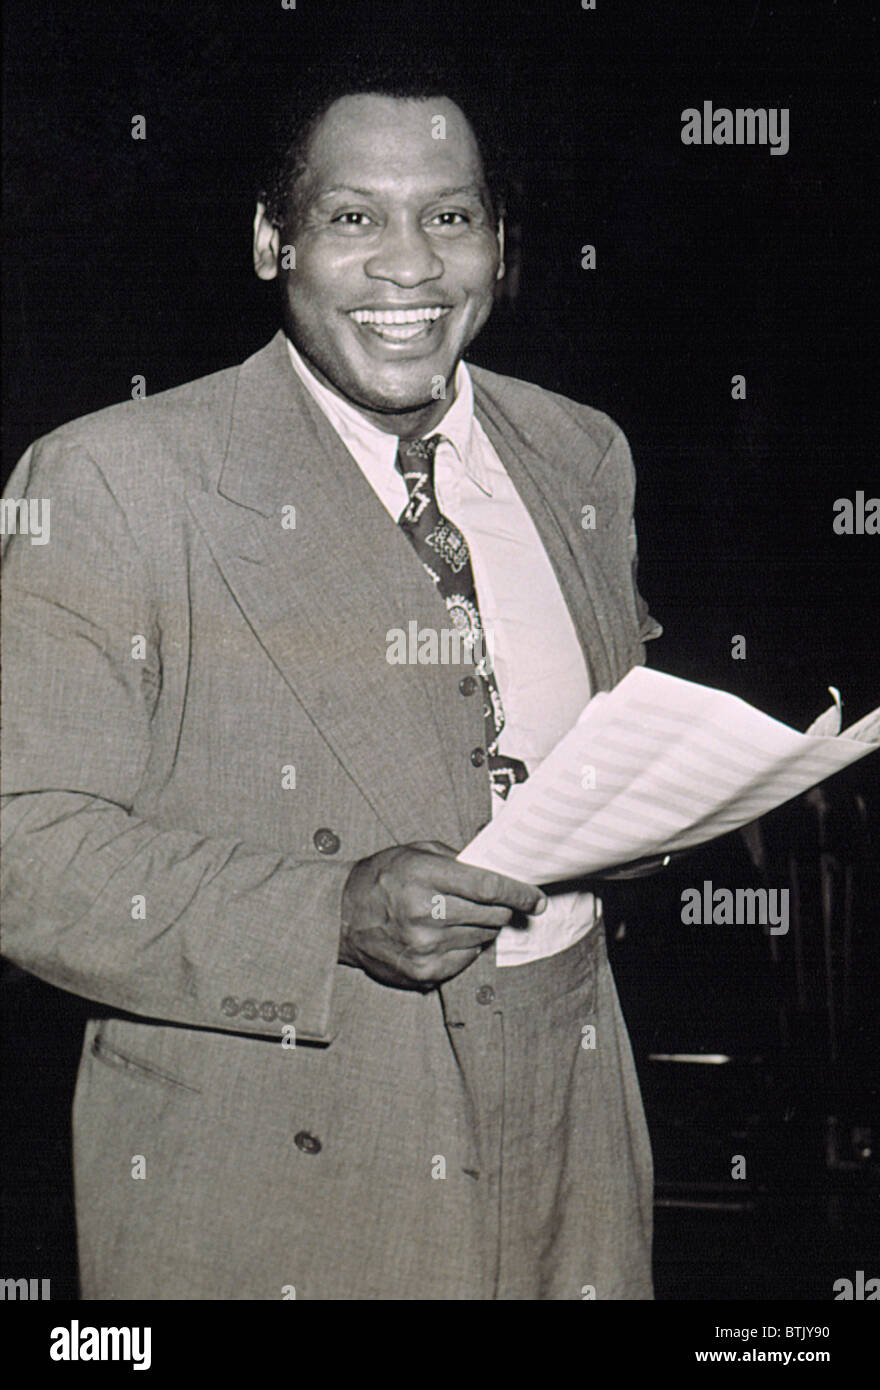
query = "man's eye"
xmin=428 ymin=211 xmax=470 ymax=228
xmin=331 ymin=211 xmax=374 ymax=228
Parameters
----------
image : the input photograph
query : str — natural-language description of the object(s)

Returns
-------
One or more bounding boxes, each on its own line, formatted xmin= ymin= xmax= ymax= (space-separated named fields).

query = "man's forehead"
xmin=302 ymin=93 xmax=487 ymax=194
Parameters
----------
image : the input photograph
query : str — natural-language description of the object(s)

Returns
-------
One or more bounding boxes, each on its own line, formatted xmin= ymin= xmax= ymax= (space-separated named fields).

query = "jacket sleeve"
xmin=628 ymin=512 xmax=663 ymax=645
xmin=1 ymin=436 xmax=353 ymax=1043
xmin=612 ymin=425 xmax=663 ymax=646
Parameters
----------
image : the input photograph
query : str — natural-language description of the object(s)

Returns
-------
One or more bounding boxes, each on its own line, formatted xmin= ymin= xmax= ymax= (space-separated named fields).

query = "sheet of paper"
xmin=458 ymin=667 xmax=879 ymax=886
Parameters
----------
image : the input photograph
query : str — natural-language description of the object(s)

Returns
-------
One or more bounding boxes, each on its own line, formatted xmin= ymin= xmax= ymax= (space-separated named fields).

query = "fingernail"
xmin=534 ymin=895 xmax=548 ymax=914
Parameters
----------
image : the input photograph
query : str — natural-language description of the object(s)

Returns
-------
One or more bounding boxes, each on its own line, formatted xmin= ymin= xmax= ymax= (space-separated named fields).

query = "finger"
xmin=416 ymin=894 xmax=514 ymax=929
xmin=404 ymin=923 xmax=502 ymax=956
xmin=416 ymin=856 xmax=547 ymax=914
xmin=410 ymin=945 xmax=483 ymax=986
xmin=432 ymin=927 xmax=503 ymax=955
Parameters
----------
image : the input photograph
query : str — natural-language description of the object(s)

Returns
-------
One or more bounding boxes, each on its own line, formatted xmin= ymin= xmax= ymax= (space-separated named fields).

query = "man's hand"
xmin=339 ymin=842 xmax=547 ymax=990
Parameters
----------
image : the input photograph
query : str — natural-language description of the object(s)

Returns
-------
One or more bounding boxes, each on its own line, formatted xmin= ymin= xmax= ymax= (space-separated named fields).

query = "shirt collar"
xmin=285 ymin=337 xmax=493 ymax=496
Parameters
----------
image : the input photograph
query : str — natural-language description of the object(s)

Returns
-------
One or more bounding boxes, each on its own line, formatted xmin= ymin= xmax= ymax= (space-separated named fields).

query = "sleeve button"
xmin=278 ymin=1002 xmax=297 ymax=1023
xmin=240 ymin=999 xmax=258 ymax=1019
xmin=259 ymin=1001 xmax=277 ymax=1022
xmin=221 ymin=996 xmax=240 ymax=1017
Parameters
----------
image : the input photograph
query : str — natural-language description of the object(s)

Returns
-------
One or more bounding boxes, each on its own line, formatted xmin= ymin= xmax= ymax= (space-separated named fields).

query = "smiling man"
xmin=2 ymin=62 xmax=660 ymax=1299
xmin=254 ymin=93 xmax=502 ymax=436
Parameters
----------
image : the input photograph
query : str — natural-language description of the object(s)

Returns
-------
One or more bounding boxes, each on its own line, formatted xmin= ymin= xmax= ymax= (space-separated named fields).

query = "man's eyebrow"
xmin=314 ymin=183 xmax=489 ymax=202
xmin=420 ymin=184 xmax=489 ymax=201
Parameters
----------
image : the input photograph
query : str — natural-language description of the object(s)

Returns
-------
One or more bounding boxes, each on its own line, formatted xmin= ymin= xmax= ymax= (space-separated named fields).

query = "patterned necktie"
xmin=395 ymin=434 xmax=528 ymax=800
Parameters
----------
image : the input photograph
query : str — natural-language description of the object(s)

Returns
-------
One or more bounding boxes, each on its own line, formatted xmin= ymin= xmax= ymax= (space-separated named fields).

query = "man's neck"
xmin=363 ymin=398 xmax=452 ymax=440
xmin=291 ymin=346 xmax=455 ymax=440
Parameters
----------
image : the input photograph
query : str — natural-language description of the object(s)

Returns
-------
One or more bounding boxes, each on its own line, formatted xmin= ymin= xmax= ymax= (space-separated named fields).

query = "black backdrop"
xmin=3 ymin=0 xmax=878 ymax=1302
xmin=5 ymin=0 xmax=878 ymax=723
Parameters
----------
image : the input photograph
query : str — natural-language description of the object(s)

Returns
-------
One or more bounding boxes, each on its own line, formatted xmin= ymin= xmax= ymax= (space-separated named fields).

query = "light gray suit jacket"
xmin=1 ymin=331 xmax=659 ymax=1298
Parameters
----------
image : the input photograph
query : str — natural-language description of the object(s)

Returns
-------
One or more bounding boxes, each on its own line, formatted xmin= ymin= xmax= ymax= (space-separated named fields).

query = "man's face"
xmin=254 ymin=94 xmax=503 ymax=428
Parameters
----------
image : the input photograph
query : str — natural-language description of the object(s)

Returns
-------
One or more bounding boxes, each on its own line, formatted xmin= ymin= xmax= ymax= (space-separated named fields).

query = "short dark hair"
xmin=258 ymin=53 xmax=512 ymax=228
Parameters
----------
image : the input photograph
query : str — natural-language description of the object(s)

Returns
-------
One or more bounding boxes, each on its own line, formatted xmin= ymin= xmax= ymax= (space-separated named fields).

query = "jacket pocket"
xmin=90 ymin=1028 xmax=202 ymax=1095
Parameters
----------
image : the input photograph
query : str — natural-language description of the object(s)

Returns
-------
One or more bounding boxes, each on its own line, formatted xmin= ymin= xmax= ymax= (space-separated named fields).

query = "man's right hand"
xmin=339 ymin=842 xmax=547 ymax=990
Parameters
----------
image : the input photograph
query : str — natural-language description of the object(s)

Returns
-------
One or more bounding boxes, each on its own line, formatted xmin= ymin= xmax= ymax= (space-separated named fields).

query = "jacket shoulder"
xmin=466 ymin=362 xmax=625 ymax=458
xmin=25 ymin=360 xmax=241 ymax=471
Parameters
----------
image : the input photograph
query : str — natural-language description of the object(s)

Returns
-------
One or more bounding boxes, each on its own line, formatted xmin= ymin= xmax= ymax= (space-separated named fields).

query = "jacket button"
xmin=314 ymin=828 xmax=340 ymax=855
xmin=459 ymin=675 xmax=478 ymax=696
xmin=278 ymin=1002 xmax=297 ymax=1023
xmin=221 ymin=996 xmax=240 ymax=1017
xmin=294 ymin=1131 xmax=322 ymax=1155
xmin=476 ymin=985 xmax=495 ymax=1005
xmin=240 ymin=999 xmax=258 ymax=1019
xmin=470 ymin=747 xmax=486 ymax=767
xmin=259 ymin=1001 xmax=277 ymax=1022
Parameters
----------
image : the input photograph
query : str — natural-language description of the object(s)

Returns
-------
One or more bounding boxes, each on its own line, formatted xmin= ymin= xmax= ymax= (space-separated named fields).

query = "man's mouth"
xmin=348 ymin=306 xmax=452 ymax=342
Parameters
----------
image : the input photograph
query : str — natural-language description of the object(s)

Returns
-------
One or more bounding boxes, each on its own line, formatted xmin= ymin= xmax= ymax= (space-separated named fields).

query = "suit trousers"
xmin=440 ymin=921 xmax=655 ymax=1300
xmin=73 ymin=923 xmax=653 ymax=1300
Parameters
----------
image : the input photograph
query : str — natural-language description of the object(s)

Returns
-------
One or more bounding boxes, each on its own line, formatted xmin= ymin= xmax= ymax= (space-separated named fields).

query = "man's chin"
xmin=347 ymin=366 xmax=453 ymax=417
xmin=357 ymin=391 xmax=438 ymax=418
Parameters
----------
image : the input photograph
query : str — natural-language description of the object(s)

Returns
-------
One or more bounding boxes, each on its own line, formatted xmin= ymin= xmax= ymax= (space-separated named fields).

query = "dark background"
xmin=3 ymin=0 xmax=878 ymax=1301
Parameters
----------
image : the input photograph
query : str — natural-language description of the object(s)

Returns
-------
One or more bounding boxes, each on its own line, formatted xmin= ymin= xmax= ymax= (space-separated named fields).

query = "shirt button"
xmin=294 ymin=1131 xmax=322 ymax=1155
xmin=470 ymin=747 xmax=486 ymax=767
xmin=476 ymin=985 xmax=496 ymax=1005
xmin=259 ymin=1001 xmax=277 ymax=1022
xmin=459 ymin=675 xmax=478 ymax=696
xmin=278 ymin=1002 xmax=297 ymax=1023
xmin=314 ymin=828 xmax=340 ymax=855
xmin=220 ymin=996 xmax=240 ymax=1017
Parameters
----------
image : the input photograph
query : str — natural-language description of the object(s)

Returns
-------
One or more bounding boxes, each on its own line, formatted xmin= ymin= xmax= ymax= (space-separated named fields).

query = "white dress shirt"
xmin=286 ymin=339 xmax=600 ymax=964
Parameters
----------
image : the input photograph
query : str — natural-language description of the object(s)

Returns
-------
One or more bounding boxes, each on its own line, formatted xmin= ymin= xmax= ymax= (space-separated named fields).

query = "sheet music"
xmin=458 ymin=667 xmax=879 ymax=886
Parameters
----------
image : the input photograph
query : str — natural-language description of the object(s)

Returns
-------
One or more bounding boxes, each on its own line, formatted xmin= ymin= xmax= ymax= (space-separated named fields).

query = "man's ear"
xmin=253 ymin=202 xmax=281 ymax=281
xmin=496 ymin=217 xmax=506 ymax=281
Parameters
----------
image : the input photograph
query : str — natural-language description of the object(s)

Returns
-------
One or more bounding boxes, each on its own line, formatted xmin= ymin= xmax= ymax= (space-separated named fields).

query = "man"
xmin=2 ymin=67 xmax=660 ymax=1299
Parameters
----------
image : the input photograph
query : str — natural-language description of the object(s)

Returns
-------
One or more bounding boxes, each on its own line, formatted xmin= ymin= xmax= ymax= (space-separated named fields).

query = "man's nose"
xmin=363 ymin=219 xmax=443 ymax=287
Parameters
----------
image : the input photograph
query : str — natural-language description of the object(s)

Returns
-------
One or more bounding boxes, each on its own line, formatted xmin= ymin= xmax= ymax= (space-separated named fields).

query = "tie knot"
xmin=395 ymin=434 xmax=445 ymax=511
xmin=395 ymin=434 xmax=446 ymax=525
xmin=396 ymin=433 xmax=443 ymax=471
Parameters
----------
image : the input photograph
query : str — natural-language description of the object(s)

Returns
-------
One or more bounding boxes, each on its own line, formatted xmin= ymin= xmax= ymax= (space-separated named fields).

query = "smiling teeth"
xmin=350 ymin=307 xmax=448 ymax=325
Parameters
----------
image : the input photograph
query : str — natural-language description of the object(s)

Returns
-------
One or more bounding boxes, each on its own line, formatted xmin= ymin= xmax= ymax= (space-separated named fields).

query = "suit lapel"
xmin=187 ymin=334 xmax=488 ymax=848
xmin=471 ymin=376 xmax=617 ymax=693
